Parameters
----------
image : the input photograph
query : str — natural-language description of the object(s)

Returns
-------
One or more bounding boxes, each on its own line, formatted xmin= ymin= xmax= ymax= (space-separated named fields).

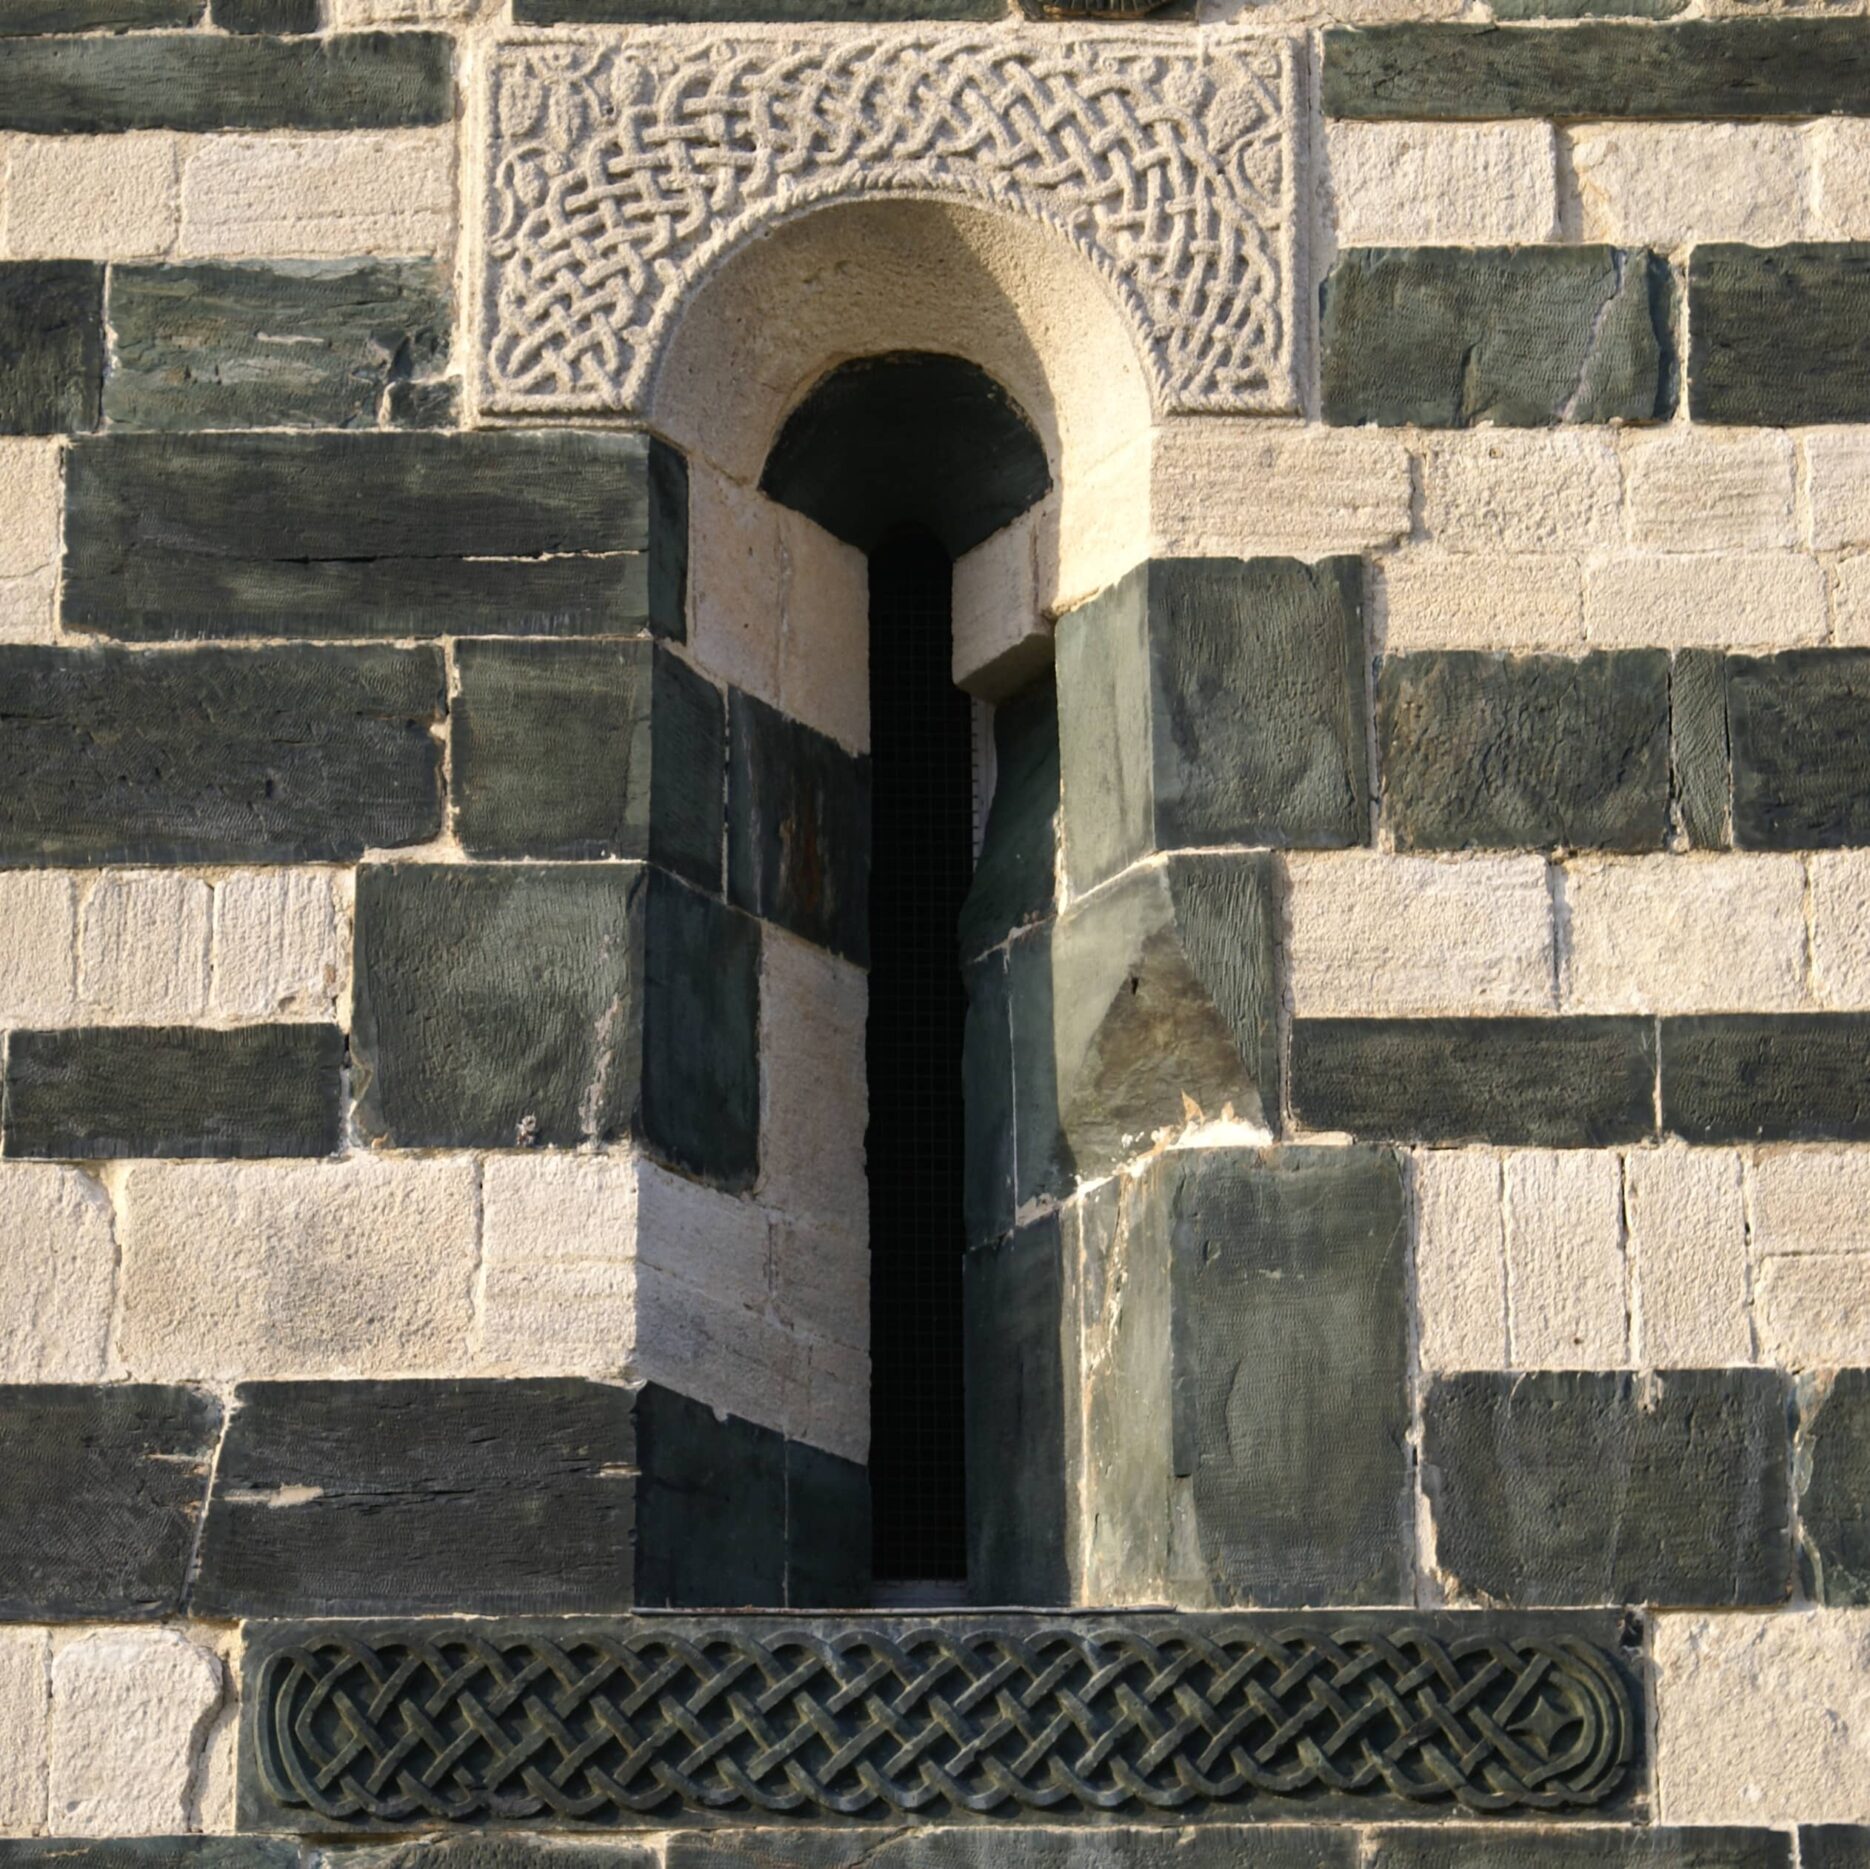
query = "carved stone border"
xmin=478 ymin=27 xmax=1299 ymax=416
xmin=239 ymin=1614 xmax=1640 ymax=1830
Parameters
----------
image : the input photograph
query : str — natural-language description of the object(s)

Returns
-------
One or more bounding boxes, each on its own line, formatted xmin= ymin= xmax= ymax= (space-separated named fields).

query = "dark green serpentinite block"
xmin=957 ymin=674 xmax=1057 ymax=963
xmin=0 ymin=1846 xmax=300 ymax=1869
xmin=521 ymin=0 xmax=999 ymax=17
xmin=667 ymin=1831 xmax=1357 ymax=1869
xmin=1378 ymin=650 xmax=1671 ymax=851
xmin=1662 ymin=1014 xmax=1870 ymax=1143
xmin=1369 ymin=1830 xmax=1791 ymax=1869
xmin=1423 ymin=1370 xmax=1792 ymax=1609
xmin=1322 ymin=247 xmax=1675 ymax=428
xmin=1672 ymin=648 xmax=1730 ymax=850
xmin=0 ymin=0 xmax=199 ymax=29
xmin=1324 ymin=21 xmax=1870 ymax=121
xmin=1798 ymin=1370 xmax=1870 ymax=1608
xmin=1727 ymin=649 xmax=1870 ymax=849
xmin=1807 ymin=1834 xmax=1870 ymax=1869
xmin=961 ymin=950 xmax=1016 ymax=1245
xmin=0 ymin=30 xmax=450 ymax=133
xmin=214 ymin=0 xmax=320 ymax=28
xmin=1292 ymin=1017 xmax=1658 ymax=1146
xmin=0 ymin=643 xmax=443 ymax=866
xmin=105 ymin=260 xmax=449 ymax=431
xmin=0 ymin=261 xmax=102 ymax=434
xmin=3 ymin=1024 xmax=343 ymax=1160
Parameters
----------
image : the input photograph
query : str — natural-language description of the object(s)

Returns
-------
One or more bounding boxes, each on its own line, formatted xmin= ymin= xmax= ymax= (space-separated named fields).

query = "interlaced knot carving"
xmin=480 ymin=29 xmax=1296 ymax=415
xmin=250 ymin=1620 xmax=1632 ymax=1827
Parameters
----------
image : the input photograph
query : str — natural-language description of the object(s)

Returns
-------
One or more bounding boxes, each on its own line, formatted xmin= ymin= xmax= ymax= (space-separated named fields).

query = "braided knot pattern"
xmin=250 ymin=1620 xmax=1631 ymax=1827
xmin=480 ymin=29 xmax=1295 ymax=414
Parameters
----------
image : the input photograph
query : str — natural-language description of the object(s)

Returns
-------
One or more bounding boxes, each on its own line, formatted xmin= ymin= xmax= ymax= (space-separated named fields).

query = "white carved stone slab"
xmin=479 ymin=27 xmax=1299 ymax=416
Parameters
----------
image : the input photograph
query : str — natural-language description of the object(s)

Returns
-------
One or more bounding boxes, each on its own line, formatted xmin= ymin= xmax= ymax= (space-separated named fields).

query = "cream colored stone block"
xmin=793 ymin=1330 xmax=868 ymax=1465
xmin=1816 ymin=121 xmax=1870 ymax=240
xmin=0 ymin=871 xmax=75 ymax=1022
xmin=776 ymin=502 xmax=869 ymax=754
xmin=769 ymin=1215 xmax=868 ymax=1356
xmin=953 ymin=509 xmax=1049 ymax=702
xmin=1412 ymin=1149 xmax=1507 ymax=1372
xmin=1504 ymin=1150 xmax=1626 ymax=1367
xmin=1583 ymin=553 xmax=1826 ymax=651
xmin=0 ymin=439 xmax=60 ymax=580
xmin=689 ymin=466 xmax=782 ymax=707
xmin=48 ymin=1630 xmax=220 ymax=1837
xmin=1655 ymin=1611 xmax=1870 ymax=1823
xmin=1377 ymin=553 xmax=1584 ymax=653
xmin=1807 ymin=430 xmax=1870 ymax=551
xmin=1836 ymin=554 xmax=1870 ymax=648
xmin=1561 ymin=855 xmax=1808 ymax=1013
xmin=1755 ymin=1255 xmax=1870 ymax=1369
xmin=333 ymin=0 xmax=488 ymax=18
xmin=0 ymin=1164 xmax=115 ymax=1382
xmin=1625 ymin=1147 xmax=1749 ymax=1365
xmin=77 ymin=872 xmax=211 ymax=1021
xmin=1287 ymin=853 xmax=1554 ymax=1016
xmin=1750 ymin=1149 xmax=1870 ymax=1258
xmin=0 ymin=1628 xmax=49 ymax=1832
xmin=179 ymin=131 xmax=453 ymax=259
xmin=1814 ymin=852 xmax=1870 ymax=1007
xmin=1420 ymin=433 xmax=1622 ymax=554
xmin=4 ymin=135 xmax=178 ymax=259
xmin=1569 ymin=123 xmax=1809 ymax=248
xmin=1624 ymin=431 xmax=1798 ymax=553
xmin=0 ymin=567 xmax=55 ymax=642
xmin=1151 ymin=422 xmax=1412 ymax=558
xmin=633 ymin=1157 xmax=771 ymax=1317
xmin=209 ymin=869 xmax=348 ymax=1021
xmin=1326 ymin=122 xmax=1557 ymax=250
xmin=117 ymin=1157 xmax=477 ymax=1379
xmin=192 ymin=1693 xmax=239 ymax=1837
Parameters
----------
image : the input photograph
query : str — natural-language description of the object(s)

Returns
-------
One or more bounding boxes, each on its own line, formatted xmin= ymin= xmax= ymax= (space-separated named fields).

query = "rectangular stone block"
xmin=0 ymin=1629 xmax=49 ymax=1831
xmin=215 ymin=0 xmax=319 ymax=27
xmin=520 ymin=0 xmax=998 ymax=15
xmin=1291 ymin=1017 xmax=1657 ymax=1147
xmin=1808 ymin=432 xmax=1870 ymax=553
xmin=1424 ymin=1369 xmax=1790 ymax=1608
xmin=0 ymin=31 xmax=451 ymax=134
xmin=962 ymin=952 xmax=1015 ymax=1246
xmin=1379 ymin=554 xmax=1585 ymax=653
xmin=1413 ymin=1149 xmax=1507 ymax=1372
xmin=1806 ymin=1835 xmax=1870 ymax=1869
xmin=453 ymin=639 xmax=722 ymax=883
xmin=1626 ymin=1147 xmax=1750 ymax=1367
xmin=0 ymin=644 xmax=442 ymax=866
xmin=4 ymin=134 xmax=181 ymax=263
xmin=1798 ymin=1370 xmax=1870 ymax=1608
xmin=1321 ymin=247 xmax=1674 ymax=429
xmin=1324 ymin=21 xmax=1870 ymax=122
xmin=1624 ymin=432 xmax=1797 ymax=553
xmin=1419 ymin=431 xmax=1622 ymax=553
xmin=76 ymin=871 xmax=211 ymax=1021
xmin=1728 ymin=650 xmax=1870 ymax=850
xmin=209 ymin=868 xmax=348 ymax=1021
xmin=64 ymin=431 xmax=684 ymax=640
xmin=0 ymin=1384 xmax=218 ymax=1619
xmin=957 ymin=675 xmax=1057 ymax=963
xmin=0 ymin=262 xmax=102 ymax=435
xmin=3 ymin=1023 xmax=343 ymax=1160
xmin=0 ymin=1850 xmax=296 ymax=1869
xmin=1672 ymin=648 xmax=1730 ymax=849
xmin=1378 ymin=650 xmax=1671 ymax=851
xmin=1583 ymin=555 xmax=1826 ymax=653
xmin=1663 ymin=1014 xmax=1870 ymax=1143
xmin=670 ymin=1834 xmax=1357 ymax=1869
xmin=0 ymin=0 xmax=198 ymax=26
xmin=0 ymin=872 xmax=74 ymax=1022
xmin=104 ymin=261 xmax=449 ymax=431
xmin=1570 ymin=125 xmax=1810 ymax=251
xmin=0 ymin=1163 xmax=114 ymax=1382
xmin=1503 ymin=1148 xmax=1627 ymax=1368
xmin=1326 ymin=122 xmax=1558 ymax=249
xmin=1369 ymin=1830 xmax=1789 ymax=1869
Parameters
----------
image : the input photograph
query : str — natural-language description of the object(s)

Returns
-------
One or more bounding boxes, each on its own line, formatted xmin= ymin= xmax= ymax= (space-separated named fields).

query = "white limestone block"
xmin=1569 ymin=122 xmax=1810 ymax=248
xmin=0 ymin=1164 xmax=115 ymax=1382
xmin=77 ymin=872 xmax=212 ymax=1022
xmin=0 ymin=1628 xmax=49 ymax=1832
xmin=1326 ymin=122 xmax=1558 ymax=250
xmin=953 ymin=509 xmax=1049 ymax=703
xmin=1412 ymin=1148 xmax=1507 ymax=1373
xmin=1754 ymin=1256 xmax=1870 ymax=1370
xmin=1834 ymin=554 xmax=1870 ymax=648
xmin=1750 ymin=1149 xmax=1870 ymax=1258
xmin=1815 ymin=120 xmax=1870 ymax=240
xmin=1583 ymin=552 xmax=1826 ymax=650
xmin=1623 ymin=430 xmax=1798 ymax=553
xmin=768 ymin=1215 xmax=868 ymax=1357
xmin=209 ymin=869 xmax=349 ymax=1021
xmin=688 ymin=466 xmax=784 ymax=710
xmin=0 ymin=872 xmax=75 ymax=1023
xmin=1813 ymin=851 xmax=1870 ymax=1007
xmin=1503 ymin=1149 xmax=1626 ymax=1367
xmin=1377 ymin=553 xmax=1585 ymax=653
xmin=0 ymin=434 xmax=60 ymax=643
xmin=1625 ymin=1146 xmax=1750 ymax=1366
xmin=1806 ymin=430 xmax=1870 ymax=551
xmin=1420 ymin=432 xmax=1622 ymax=554
xmin=776 ymin=501 xmax=869 ymax=754
xmin=3 ymin=135 xmax=178 ymax=259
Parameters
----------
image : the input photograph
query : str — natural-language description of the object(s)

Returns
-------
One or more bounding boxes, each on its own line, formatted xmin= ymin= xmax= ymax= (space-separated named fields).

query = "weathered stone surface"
xmin=3 ymin=1023 xmax=343 ymax=1160
xmin=0 ymin=1384 xmax=217 ymax=1619
xmin=1571 ymin=126 xmax=1808 ymax=252
xmin=1691 ymin=245 xmax=1870 ymax=427
xmin=0 ymin=1164 xmax=114 ymax=1382
xmin=354 ymin=864 xmax=758 ymax=1181
xmin=958 ymin=676 xmax=1057 ymax=963
xmin=320 ymin=1845 xmax=655 ymax=1869
xmin=65 ymin=431 xmax=681 ymax=639
xmin=209 ymin=869 xmax=349 ymax=1021
xmin=1007 ymin=924 xmax=1058 ymax=1213
xmin=0 ymin=31 xmax=451 ymax=134
xmin=1662 ymin=1014 xmax=1870 ymax=1143
xmin=1419 ymin=432 xmax=1620 ymax=553
xmin=1379 ymin=554 xmax=1584 ymax=653
xmin=77 ymin=872 xmax=211 ymax=1021
xmin=1324 ymin=22 xmax=1870 ymax=122
xmin=1159 ymin=1146 xmax=1410 ymax=1608
xmin=961 ymin=953 xmax=1015 ymax=1246
xmin=1625 ymin=1147 xmax=1750 ymax=1367
xmin=1423 ymin=1370 xmax=1791 ymax=1608
xmin=1672 ymin=649 xmax=1730 ymax=849
xmin=0 ymin=262 xmax=102 ymax=436
xmin=1057 ymin=557 xmax=1369 ymax=892
xmin=784 ymin=1436 xmax=871 ymax=1611
xmin=1291 ymin=1017 xmax=1657 ymax=1147
xmin=1727 ymin=650 xmax=1870 ymax=850
xmin=1377 ymin=650 xmax=1671 ymax=851
xmin=0 ymin=1845 xmax=298 ymax=1868
xmin=1800 ymin=1371 xmax=1870 ymax=1608
xmin=1585 ymin=556 xmax=1825 ymax=653
xmin=214 ymin=0 xmax=319 ymax=27
xmin=1807 ymin=1833 xmax=1870 ymax=1869
xmin=1326 ymin=123 xmax=1559 ymax=250
xmin=728 ymin=689 xmax=870 ymax=964
xmin=668 ymin=1833 xmax=1357 ymax=1869
xmin=1369 ymin=1831 xmax=1788 ymax=1869
xmin=454 ymin=640 xmax=722 ymax=882
xmin=4 ymin=134 xmax=181 ymax=264
xmin=520 ymin=0 xmax=997 ymax=18
xmin=105 ymin=261 xmax=449 ymax=432
xmin=1624 ymin=432 xmax=1797 ymax=554
xmin=0 ymin=644 xmax=442 ymax=866
xmin=1321 ymin=246 xmax=1673 ymax=429
xmin=1504 ymin=1149 xmax=1627 ymax=1369
xmin=0 ymin=0 xmax=198 ymax=27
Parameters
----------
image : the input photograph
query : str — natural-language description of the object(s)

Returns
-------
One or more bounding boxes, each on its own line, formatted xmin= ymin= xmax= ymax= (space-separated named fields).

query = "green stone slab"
xmin=1807 ymin=1834 xmax=1870 ymax=1869
xmin=1728 ymin=649 xmax=1870 ymax=849
xmin=1370 ymin=1830 xmax=1790 ymax=1869
xmin=0 ymin=0 xmax=199 ymax=29
xmin=1672 ymin=648 xmax=1731 ymax=850
xmin=1662 ymin=1013 xmax=1870 ymax=1143
xmin=213 ymin=0 xmax=318 ymax=28
xmin=1006 ymin=920 xmax=1060 ymax=1210
xmin=961 ymin=951 xmax=1016 ymax=1246
xmin=1324 ymin=20 xmax=1870 ymax=122
xmin=2 ymin=1023 xmax=343 ymax=1160
xmin=0 ymin=260 xmax=102 ymax=435
xmin=1321 ymin=246 xmax=1675 ymax=428
xmin=1291 ymin=1016 xmax=1659 ymax=1147
xmin=320 ymin=1846 xmax=656 ymax=1869
xmin=957 ymin=675 xmax=1057 ymax=964
xmin=1798 ymin=1370 xmax=1870 ymax=1607
xmin=0 ymin=1848 xmax=297 ymax=1869
xmin=0 ymin=29 xmax=449 ymax=133
xmin=105 ymin=260 xmax=449 ymax=431
xmin=667 ymin=1832 xmax=1357 ymax=1869
xmin=520 ymin=0 xmax=998 ymax=15
xmin=0 ymin=643 xmax=442 ymax=866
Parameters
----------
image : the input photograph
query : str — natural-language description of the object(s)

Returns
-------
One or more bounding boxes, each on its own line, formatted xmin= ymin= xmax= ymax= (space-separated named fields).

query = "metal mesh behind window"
xmin=866 ymin=523 xmax=971 ymax=1586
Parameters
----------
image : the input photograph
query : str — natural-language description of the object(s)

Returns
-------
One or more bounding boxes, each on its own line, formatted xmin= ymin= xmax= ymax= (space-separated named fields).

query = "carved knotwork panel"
xmin=479 ymin=28 xmax=1299 ymax=415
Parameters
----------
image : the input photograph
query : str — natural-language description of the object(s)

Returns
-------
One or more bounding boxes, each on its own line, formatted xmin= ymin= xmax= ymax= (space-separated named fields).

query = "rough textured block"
xmin=0 ymin=1629 xmax=48 ymax=1831
xmin=1626 ymin=1147 xmax=1750 ymax=1367
xmin=1583 ymin=555 xmax=1825 ymax=652
xmin=3 ymin=135 xmax=180 ymax=261
xmin=1378 ymin=650 xmax=1671 ymax=852
xmin=961 ymin=952 xmax=1015 ymax=1246
xmin=0 ymin=31 xmax=451 ymax=134
xmin=1672 ymin=649 xmax=1731 ymax=850
xmin=1379 ymin=554 xmax=1584 ymax=653
xmin=1807 ymin=1835 xmax=1870 ymax=1869
xmin=105 ymin=261 xmax=448 ymax=431
xmin=670 ymin=1833 xmax=1358 ymax=1869
xmin=1570 ymin=125 xmax=1810 ymax=250
xmin=1752 ymin=1149 xmax=1870 ymax=1257
xmin=76 ymin=872 xmax=211 ymax=1021
xmin=209 ymin=869 xmax=348 ymax=1021
xmin=3 ymin=1023 xmax=343 ymax=1160
xmin=1370 ymin=1831 xmax=1789 ymax=1869
xmin=1800 ymin=1371 xmax=1870 ymax=1608
xmin=0 ymin=0 xmax=197 ymax=26
xmin=1291 ymin=1017 xmax=1657 ymax=1147
xmin=957 ymin=676 xmax=1056 ymax=962
xmin=1663 ymin=1014 xmax=1870 ymax=1143
xmin=215 ymin=0 xmax=319 ymax=27
xmin=952 ymin=510 xmax=1044 ymax=703
xmin=1503 ymin=1148 xmax=1627 ymax=1367
xmin=1419 ymin=432 xmax=1622 ymax=552
xmin=1813 ymin=851 xmax=1870 ymax=1007
xmin=1324 ymin=21 xmax=1870 ymax=122
xmin=1412 ymin=1149 xmax=1507 ymax=1372
xmin=1057 ymin=557 xmax=1369 ymax=893
xmin=0 ymin=1849 xmax=298 ymax=1869
xmin=1728 ymin=650 xmax=1870 ymax=850
xmin=0 ymin=262 xmax=102 ymax=435
xmin=1808 ymin=432 xmax=1870 ymax=553
xmin=454 ymin=640 xmax=722 ymax=882
xmin=1425 ymin=1370 xmax=1790 ymax=1608
xmin=1320 ymin=246 xmax=1674 ymax=429
xmin=518 ymin=0 xmax=998 ymax=17
xmin=0 ymin=1384 xmax=218 ymax=1618
xmin=1624 ymin=432 xmax=1797 ymax=553
xmin=1691 ymin=245 xmax=1870 ymax=427
xmin=0 ymin=644 xmax=442 ymax=865
xmin=1817 ymin=122 xmax=1870 ymax=242
xmin=728 ymin=689 xmax=869 ymax=964
xmin=1326 ymin=123 xmax=1558 ymax=249
xmin=0 ymin=872 xmax=74 ymax=1021
xmin=0 ymin=1164 xmax=114 ymax=1381
xmin=64 ymin=431 xmax=682 ymax=639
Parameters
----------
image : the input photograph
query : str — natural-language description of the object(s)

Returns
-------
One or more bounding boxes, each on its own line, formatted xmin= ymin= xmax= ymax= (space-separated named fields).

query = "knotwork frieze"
xmin=479 ymin=28 xmax=1297 ymax=415
xmin=240 ymin=1615 xmax=1637 ymax=1830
